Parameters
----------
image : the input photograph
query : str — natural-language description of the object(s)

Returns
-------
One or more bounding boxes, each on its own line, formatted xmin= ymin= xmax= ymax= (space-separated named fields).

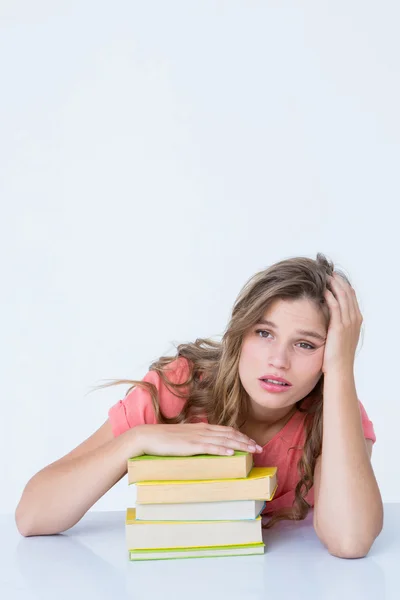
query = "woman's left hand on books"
xmin=322 ymin=272 xmax=363 ymax=374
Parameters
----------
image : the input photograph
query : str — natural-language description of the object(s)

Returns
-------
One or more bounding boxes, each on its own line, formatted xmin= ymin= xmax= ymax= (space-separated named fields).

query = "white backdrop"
xmin=2 ymin=1 xmax=399 ymax=515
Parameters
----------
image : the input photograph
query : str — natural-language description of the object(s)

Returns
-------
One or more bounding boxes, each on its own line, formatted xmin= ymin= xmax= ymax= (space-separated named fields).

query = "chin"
xmin=253 ymin=392 xmax=294 ymax=410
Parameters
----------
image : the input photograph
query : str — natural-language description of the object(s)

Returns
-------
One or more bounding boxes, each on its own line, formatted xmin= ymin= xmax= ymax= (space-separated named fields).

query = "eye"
xmin=298 ymin=342 xmax=315 ymax=350
xmin=254 ymin=329 xmax=315 ymax=351
xmin=255 ymin=329 xmax=271 ymax=339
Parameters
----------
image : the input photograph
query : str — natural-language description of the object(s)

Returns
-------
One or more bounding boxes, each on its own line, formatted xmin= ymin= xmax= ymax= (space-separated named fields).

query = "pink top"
xmin=108 ymin=357 xmax=376 ymax=515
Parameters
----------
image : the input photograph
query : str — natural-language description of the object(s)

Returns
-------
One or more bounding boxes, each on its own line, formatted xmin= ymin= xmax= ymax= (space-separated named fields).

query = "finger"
xmin=324 ymin=288 xmax=342 ymax=325
xmin=332 ymin=273 xmax=359 ymax=323
xmin=195 ymin=443 xmax=238 ymax=456
xmin=204 ymin=425 xmax=258 ymax=446
xmin=329 ymin=274 xmax=351 ymax=323
xmin=328 ymin=275 xmax=360 ymax=324
xmin=350 ymin=287 xmax=363 ymax=322
xmin=348 ymin=283 xmax=363 ymax=323
xmin=184 ymin=423 xmax=257 ymax=445
xmin=197 ymin=434 xmax=262 ymax=453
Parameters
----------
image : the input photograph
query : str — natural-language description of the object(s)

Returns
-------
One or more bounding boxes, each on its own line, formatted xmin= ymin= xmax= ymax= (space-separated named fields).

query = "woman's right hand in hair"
xmin=132 ymin=422 xmax=263 ymax=457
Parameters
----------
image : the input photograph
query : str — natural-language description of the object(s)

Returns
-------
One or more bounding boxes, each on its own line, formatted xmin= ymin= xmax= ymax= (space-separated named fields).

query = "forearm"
xmin=15 ymin=429 xmax=139 ymax=537
xmin=315 ymin=368 xmax=383 ymax=549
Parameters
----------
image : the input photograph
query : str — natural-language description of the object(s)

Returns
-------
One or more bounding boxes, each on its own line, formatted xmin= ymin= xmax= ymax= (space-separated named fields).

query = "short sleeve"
xmin=107 ymin=357 xmax=190 ymax=438
xmin=358 ymin=399 xmax=376 ymax=444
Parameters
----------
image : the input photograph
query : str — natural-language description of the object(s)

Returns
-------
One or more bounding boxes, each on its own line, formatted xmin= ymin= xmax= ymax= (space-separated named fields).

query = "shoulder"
xmin=160 ymin=355 xmax=192 ymax=384
xmin=107 ymin=356 xmax=191 ymax=437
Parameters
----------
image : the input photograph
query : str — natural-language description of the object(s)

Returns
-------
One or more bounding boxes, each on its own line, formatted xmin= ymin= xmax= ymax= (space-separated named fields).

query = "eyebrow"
xmin=256 ymin=319 xmax=326 ymax=342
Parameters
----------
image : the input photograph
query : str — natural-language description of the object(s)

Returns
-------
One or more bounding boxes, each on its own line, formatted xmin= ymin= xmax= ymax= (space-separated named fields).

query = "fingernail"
xmin=226 ymin=449 xmax=234 ymax=455
xmin=256 ymin=445 xmax=263 ymax=452
xmin=248 ymin=445 xmax=256 ymax=451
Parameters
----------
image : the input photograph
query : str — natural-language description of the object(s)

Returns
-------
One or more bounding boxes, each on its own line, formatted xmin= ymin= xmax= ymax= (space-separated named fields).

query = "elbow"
xmin=15 ymin=503 xmax=35 ymax=537
xmin=315 ymin=504 xmax=384 ymax=560
xmin=15 ymin=481 xmax=42 ymax=537
xmin=319 ymin=524 xmax=383 ymax=559
xmin=15 ymin=492 xmax=46 ymax=537
xmin=15 ymin=494 xmax=50 ymax=537
xmin=15 ymin=473 xmax=62 ymax=537
xmin=16 ymin=523 xmax=34 ymax=538
xmin=15 ymin=502 xmax=69 ymax=537
xmin=316 ymin=524 xmax=383 ymax=559
xmin=326 ymin=538 xmax=374 ymax=559
xmin=15 ymin=494 xmax=80 ymax=537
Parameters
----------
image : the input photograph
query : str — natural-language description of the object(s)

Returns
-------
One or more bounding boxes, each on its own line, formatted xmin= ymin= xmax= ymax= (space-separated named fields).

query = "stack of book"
xmin=125 ymin=451 xmax=277 ymax=561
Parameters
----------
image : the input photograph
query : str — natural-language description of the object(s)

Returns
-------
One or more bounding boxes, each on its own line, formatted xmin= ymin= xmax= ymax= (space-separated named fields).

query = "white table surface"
xmin=1 ymin=503 xmax=399 ymax=600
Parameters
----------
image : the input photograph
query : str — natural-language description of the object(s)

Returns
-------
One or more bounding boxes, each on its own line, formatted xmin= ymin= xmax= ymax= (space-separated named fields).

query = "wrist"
xmin=323 ymin=366 xmax=357 ymax=399
xmin=324 ymin=363 xmax=355 ymax=380
xmin=119 ymin=426 xmax=145 ymax=462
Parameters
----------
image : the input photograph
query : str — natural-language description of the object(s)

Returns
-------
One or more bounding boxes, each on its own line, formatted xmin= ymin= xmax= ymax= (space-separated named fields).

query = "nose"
xmin=267 ymin=346 xmax=290 ymax=370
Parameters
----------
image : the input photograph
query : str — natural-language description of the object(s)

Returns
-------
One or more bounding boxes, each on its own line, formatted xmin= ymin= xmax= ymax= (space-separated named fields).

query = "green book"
xmin=128 ymin=542 xmax=265 ymax=561
xmin=128 ymin=451 xmax=253 ymax=483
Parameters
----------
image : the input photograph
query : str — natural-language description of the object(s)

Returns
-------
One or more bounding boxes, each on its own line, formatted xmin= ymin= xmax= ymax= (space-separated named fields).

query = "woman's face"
xmin=238 ymin=297 xmax=327 ymax=415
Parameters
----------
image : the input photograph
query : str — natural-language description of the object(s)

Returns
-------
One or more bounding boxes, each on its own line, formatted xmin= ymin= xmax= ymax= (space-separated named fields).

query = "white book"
xmin=126 ymin=508 xmax=263 ymax=550
xmin=135 ymin=499 xmax=266 ymax=521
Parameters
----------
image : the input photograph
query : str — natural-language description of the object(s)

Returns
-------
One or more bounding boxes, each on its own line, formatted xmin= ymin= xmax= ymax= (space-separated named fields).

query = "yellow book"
xmin=134 ymin=466 xmax=277 ymax=504
xmin=127 ymin=451 xmax=253 ymax=483
xmin=126 ymin=508 xmax=264 ymax=550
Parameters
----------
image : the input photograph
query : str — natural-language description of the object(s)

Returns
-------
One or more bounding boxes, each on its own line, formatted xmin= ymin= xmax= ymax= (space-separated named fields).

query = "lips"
xmin=259 ymin=375 xmax=292 ymax=386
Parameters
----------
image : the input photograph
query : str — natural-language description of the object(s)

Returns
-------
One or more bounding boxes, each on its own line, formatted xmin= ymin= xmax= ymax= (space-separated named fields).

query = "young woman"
xmin=15 ymin=253 xmax=383 ymax=558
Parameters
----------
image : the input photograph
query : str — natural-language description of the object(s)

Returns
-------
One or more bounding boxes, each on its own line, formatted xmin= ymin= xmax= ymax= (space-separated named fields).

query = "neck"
xmin=239 ymin=401 xmax=297 ymax=430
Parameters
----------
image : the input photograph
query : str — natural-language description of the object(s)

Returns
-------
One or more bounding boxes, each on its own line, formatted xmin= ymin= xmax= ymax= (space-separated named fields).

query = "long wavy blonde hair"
xmin=98 ymin=252 xmax=359 ymax=528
